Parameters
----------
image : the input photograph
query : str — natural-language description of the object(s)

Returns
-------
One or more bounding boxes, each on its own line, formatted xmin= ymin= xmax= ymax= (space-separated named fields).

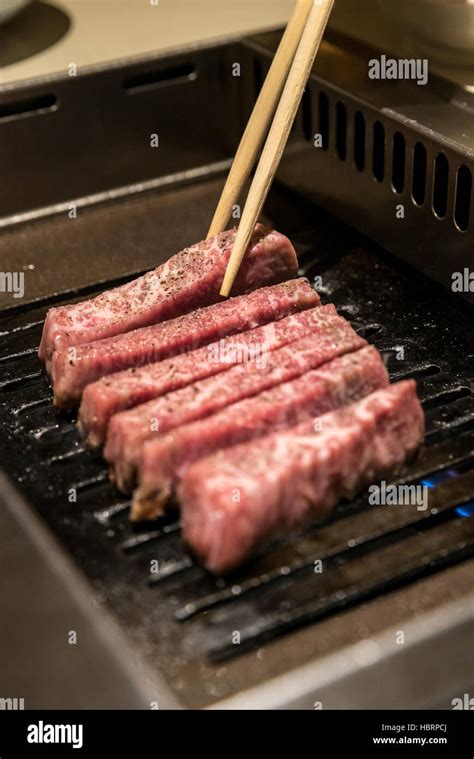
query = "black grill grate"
xmin=1 ymin=229 xmax=474 ymax=699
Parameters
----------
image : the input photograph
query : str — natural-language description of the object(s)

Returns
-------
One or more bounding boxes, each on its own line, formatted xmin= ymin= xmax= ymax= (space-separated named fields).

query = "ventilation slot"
xmin=412 ymin=142 xmax=427 ymax=206
xmin=372 ymin=121 xmax=385 ymax=182
xmin=0 ymin=93 xmax=57 ymax=122
xmin=253 ymin=58 xmax=263 ymax=103
xmin=123 ymin=63 xmax=196 ymax=94
xmin=336 ymin=101 xmax=347 ymax=161
xmin=318 ymin=92 xmax=329 ymax=151
xmin=302 ymin=87 xmax=312 ymax=142
xmin=433 ymin=153 xmax=449 ymax=219
xmin=354 ymin=111 xmax=365 ymax=171
xmin=392 ymin=131 xmax=406 ymax=194
xmin=454 ymin=165 xmax=472 ymax=232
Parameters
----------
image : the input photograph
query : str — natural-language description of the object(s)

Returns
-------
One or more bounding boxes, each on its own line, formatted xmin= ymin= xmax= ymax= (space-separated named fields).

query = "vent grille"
xmin=251 ymin=54 xmax=474 ymax=234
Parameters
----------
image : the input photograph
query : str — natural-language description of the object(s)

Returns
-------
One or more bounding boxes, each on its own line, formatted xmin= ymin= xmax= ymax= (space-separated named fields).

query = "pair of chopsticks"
xmin=210 ymin=0 xmax=334 ymax=298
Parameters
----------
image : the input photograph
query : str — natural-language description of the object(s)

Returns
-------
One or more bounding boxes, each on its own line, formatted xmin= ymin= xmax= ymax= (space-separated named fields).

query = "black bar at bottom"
xmin=0 ymin=710 xmax=472 ymax=756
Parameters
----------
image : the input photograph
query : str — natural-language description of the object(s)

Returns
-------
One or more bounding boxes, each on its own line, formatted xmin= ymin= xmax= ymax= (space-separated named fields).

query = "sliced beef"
xmin=131 ymin=345 xmax=388 ymax=521
xmin=39 ymin=224 xmax=298 ymax=372
xmin=79 ymin=303 xmax=346 ymax=449
xmin=51 ymin=278 xmax=318 ymax=410
xmin=105 ymin=311 xmax=366 ymax=491
xmin=179 ymin=381 xmax=424 ymax=574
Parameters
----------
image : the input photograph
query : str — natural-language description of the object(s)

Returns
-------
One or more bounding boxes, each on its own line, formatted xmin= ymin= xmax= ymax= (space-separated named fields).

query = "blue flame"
xmin=419 ymin=469 xmax=474 ymax=517
xmin=420 ymin=469 xmax=458 ymax=489
xmin=456 ymin=503 xmax=474 ymax=517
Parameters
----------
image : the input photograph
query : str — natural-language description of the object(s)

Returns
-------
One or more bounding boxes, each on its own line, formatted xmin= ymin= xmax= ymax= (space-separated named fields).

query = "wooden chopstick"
xmin=220 ymin=0 xmax=334 ymax=298
xmin=207 ymin=0 xmax=314 ymax=239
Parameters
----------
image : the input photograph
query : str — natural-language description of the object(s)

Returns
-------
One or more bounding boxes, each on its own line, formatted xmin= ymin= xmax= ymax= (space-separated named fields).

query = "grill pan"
xmin=1 ymin=183 xmax=473 ymax=707
xmin=1 ymin=29 xmax=473 ymax=710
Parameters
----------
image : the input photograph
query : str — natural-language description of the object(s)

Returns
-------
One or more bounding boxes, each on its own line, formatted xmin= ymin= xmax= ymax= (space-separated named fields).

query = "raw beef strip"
xmin=132 ymin=345 xmax=388 ymax=521
xmin=179 ymin=381 xmax=424 ymax=573
xmin=39 ymin=224 xmax=298 ymax=371
xmin=51 ymin=278 xmax=318 ymax=410
xmin=105 ymin=313 xmax=366 ymax=491
xmin=78 ymin=303 xmax=346 ymax=449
